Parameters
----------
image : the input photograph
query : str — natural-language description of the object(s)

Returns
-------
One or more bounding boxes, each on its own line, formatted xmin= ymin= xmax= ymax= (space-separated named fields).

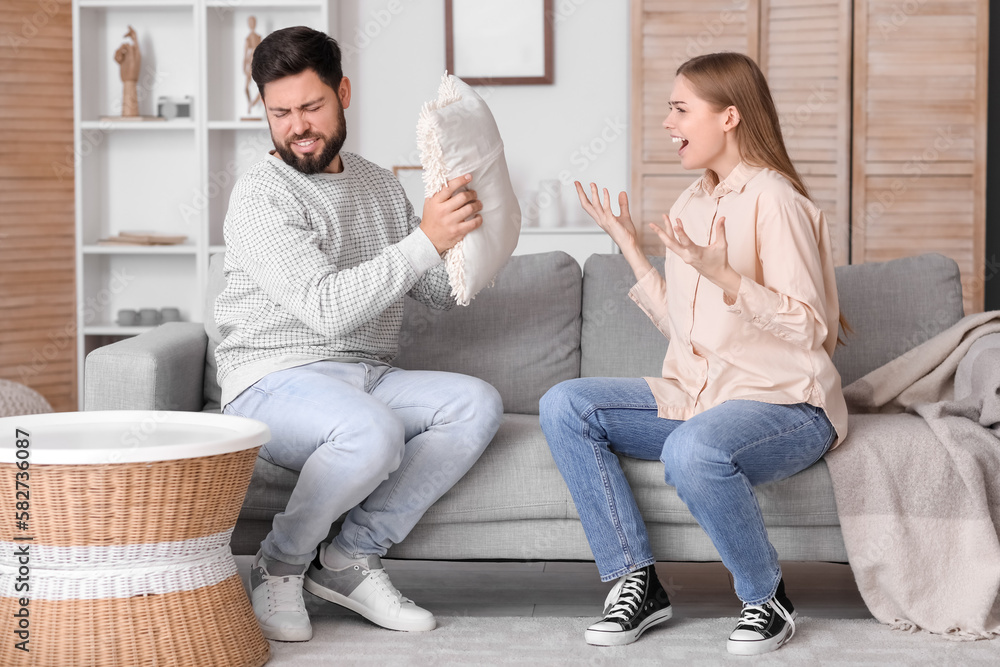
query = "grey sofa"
xmin=85 ymin=251 xmax=965 ymax=562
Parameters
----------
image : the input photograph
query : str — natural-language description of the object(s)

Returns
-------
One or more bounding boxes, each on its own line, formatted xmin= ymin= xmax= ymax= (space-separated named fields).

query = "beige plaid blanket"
xmin=825 ymin=311 xmax=1000 ymax=640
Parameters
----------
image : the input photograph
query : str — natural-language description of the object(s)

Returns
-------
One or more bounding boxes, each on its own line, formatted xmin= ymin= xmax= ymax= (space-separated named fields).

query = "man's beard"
xmin=272 ymin=104 xmax=347 ymax=175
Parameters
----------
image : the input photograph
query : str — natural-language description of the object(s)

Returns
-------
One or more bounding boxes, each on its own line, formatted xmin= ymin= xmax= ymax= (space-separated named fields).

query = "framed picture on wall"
xmin=445 ymin=0 xmax=554 ymax=85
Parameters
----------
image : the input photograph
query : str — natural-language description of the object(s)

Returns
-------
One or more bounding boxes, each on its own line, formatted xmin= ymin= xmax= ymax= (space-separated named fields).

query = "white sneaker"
xmin=303 ymin=543 xmax=436 ymax=632
xmin=249 ymin=552 xmax=312 ymax=642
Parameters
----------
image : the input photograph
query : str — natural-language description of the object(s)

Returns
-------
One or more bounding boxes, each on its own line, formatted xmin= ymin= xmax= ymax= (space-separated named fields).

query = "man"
xmin=215 ymin=26 xmax=503 ymax=642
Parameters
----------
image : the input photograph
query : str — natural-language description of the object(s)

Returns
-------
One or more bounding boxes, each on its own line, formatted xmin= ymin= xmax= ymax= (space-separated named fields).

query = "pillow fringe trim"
xmin=417 ymin=72 xmax=465 ymax=198
xmin=417 ymin=72 xmax=504 ymax=306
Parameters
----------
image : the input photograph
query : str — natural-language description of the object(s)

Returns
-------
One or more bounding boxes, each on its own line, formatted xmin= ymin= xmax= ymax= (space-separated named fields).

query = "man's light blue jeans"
xmin=539 ymin=377 xmax=835 ymax=606
xmin=225 ymin=360 xmax=504 ymax=568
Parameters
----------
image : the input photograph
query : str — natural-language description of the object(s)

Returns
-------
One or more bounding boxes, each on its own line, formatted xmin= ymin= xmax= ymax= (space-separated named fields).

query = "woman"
xmin=539 ymin=52 xmax=848 ymax=656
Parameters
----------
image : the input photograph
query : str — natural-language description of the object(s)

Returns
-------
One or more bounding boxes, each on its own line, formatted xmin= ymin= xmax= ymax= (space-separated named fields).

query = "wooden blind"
xmin=760 ymin=0 xmax=853 ymax=265
xmin=852 ymin=0 xmax=988 ymax=312
xmin=0 ymin=1 xmax=77 ymax=411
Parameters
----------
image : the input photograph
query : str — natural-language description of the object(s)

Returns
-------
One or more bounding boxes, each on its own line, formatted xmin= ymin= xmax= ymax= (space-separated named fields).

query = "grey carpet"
xmin=263 ymin=615 xmax=1000 ymax=666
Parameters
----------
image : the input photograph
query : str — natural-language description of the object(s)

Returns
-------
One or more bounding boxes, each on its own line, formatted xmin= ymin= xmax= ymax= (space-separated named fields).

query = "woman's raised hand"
xmin=575 ymin=182 xmax=639 ymax=253
xmin=651 ymin=214 xmax=741 ymax=298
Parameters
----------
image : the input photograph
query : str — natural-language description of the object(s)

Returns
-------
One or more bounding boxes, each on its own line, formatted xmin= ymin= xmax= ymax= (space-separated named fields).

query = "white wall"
xmin=334 ymin=0 xmax=629 ymax=227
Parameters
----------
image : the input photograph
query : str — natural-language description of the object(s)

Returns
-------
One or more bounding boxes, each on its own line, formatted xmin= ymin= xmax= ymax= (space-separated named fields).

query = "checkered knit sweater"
xmin=214 ymin=152 xmax=453 ymax=407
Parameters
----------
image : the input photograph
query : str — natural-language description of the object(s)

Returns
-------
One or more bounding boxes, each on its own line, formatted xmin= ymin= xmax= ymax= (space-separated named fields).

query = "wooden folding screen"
xmin=0 ymin=1 xmax=77 ymax=411
xmin=760 ymin=0 xmax=853 ymax=266
xmin=851 ymin=0 xmax=988 ymax=312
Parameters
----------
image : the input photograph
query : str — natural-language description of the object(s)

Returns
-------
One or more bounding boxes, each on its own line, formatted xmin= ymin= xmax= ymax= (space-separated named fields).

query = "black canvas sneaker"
xmin=584 ymin=565 xmax=673 ymax=646
xmin=727 ymin=578 xmax=797 ymax=655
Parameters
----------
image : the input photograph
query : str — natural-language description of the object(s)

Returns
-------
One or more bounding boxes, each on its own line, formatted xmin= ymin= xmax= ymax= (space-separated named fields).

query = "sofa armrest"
xmin=84 ymin=322 xmax=208 ymax=412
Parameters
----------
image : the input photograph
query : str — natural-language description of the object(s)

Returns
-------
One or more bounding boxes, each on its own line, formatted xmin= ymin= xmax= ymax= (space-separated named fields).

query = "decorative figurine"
xmin=102 ymin=26 xmax=162 ymax=122
xmin=115 ymin=26 xmax=141 ymax=117
xmin=242 ymin=16 xmax=263 ymax=120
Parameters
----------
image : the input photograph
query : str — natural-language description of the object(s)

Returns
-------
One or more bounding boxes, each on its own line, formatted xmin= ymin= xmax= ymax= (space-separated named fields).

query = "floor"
xmin=235 ymin=557 xmax=873 ymax=621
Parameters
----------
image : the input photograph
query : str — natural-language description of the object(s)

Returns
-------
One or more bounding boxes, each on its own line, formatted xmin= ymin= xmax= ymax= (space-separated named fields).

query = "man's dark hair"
xmin=251 ymin=26 xmax=343 ymax=98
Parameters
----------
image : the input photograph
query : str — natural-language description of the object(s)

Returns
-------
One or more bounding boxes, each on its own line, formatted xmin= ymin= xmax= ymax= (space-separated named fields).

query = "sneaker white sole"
xmin=258 ymin=622 xmax=313 ymax=642
xmin=726 ymin=611 xmax=797 ymax=656
xmin=303 ymin=576 xmax=436 ymax=632
xmin=584 ymin=606 xmax=673 ymax=646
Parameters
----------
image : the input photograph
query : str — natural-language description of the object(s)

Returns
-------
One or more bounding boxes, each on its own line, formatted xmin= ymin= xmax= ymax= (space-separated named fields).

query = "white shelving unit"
xmin=73 ymin=0 xmax=330 ymax=405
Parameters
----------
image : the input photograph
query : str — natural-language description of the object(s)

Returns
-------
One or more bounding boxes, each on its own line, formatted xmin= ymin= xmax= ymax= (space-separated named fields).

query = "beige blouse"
xmin=628 ymin=162 xmax=848 ymax=447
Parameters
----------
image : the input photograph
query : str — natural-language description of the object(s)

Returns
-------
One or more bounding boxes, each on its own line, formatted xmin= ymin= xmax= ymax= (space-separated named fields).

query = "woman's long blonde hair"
xmin=677 ymin=52 xmax=852 ymax=342
xmin=676 ymin=52 xmax=808 ymax=199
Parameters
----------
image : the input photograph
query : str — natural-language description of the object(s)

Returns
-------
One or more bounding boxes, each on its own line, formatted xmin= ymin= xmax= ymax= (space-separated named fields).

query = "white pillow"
xmin=417 ymin=73 xmax=521 ymax=306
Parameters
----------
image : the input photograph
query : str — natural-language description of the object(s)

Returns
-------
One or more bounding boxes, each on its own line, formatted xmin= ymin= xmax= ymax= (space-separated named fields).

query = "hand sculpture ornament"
xmin=114 ymin=26 xmax=141 ymax=117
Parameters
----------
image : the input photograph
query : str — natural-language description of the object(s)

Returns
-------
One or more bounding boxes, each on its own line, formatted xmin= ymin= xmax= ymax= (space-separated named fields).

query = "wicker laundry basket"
xmin=0 ymin=411 xmax=271 ymax=667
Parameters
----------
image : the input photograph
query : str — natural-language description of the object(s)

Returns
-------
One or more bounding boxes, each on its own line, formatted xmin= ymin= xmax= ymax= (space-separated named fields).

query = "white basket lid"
xmin=0 ymin=411 xmax=270 ymax=464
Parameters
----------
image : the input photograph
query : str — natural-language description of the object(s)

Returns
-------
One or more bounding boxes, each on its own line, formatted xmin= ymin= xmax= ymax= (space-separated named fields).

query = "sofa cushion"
xmin=239 ymin=414 xmax=574 ymax=526
xmin=580 ymin=254 xmax=668 ymax=379
xmin=622 ymin=456 xmax=840 ymax=527
xmin=394 ymin=251 xmax=582 ymax=415
xmin=832 ymin=253 xmax=964 ymax=385
xmin=418 ymin=413 xmax=924 ymax=530
xmin=239 ymin=411 xmax=854 ymax=531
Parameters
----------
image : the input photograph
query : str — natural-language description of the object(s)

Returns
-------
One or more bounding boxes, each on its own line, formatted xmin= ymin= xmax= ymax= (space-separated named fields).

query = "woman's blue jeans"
xmin=539 ymin=377 xmax=835 ymax=605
